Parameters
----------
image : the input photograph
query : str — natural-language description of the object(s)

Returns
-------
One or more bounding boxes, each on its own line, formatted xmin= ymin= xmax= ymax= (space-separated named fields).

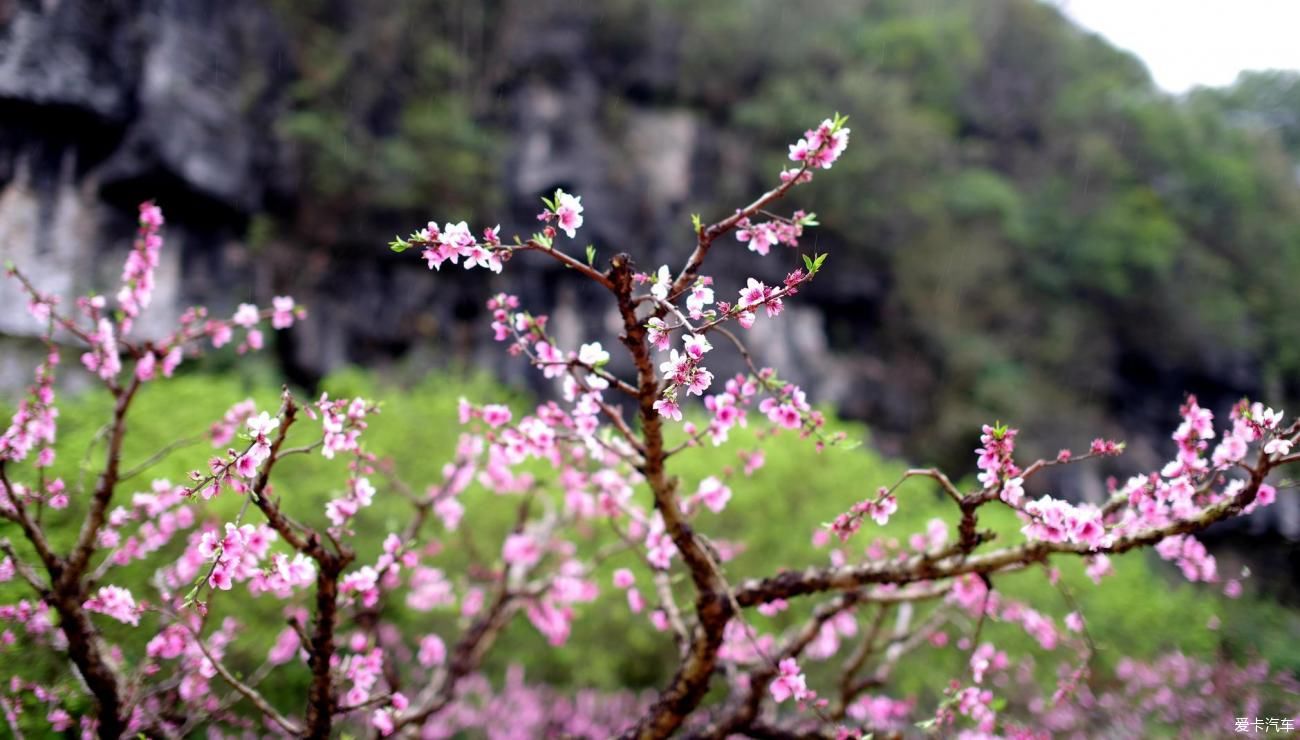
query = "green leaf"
xmin=389 ymin=236 xmax=410 ymax=253
xmin=802 ymin=254 xmax=814 ymax=272
xmin=691 ymin=213 xmax=703 ymax=235
xmin=540 ymin=194 xmax=556 ymax=211
xmin=586 ymin=244 xmax=596 ymax=266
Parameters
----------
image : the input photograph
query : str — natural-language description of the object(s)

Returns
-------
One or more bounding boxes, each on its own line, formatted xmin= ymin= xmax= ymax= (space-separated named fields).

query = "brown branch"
xmin=735 ymin=463 xmax=1272 ymax=608
xmin=0 ymin=463 xmax=62 ymax=576
xmin=63 ymin=374 xmax=141 ymax=583
xmin=20 ymin=372 xmax=142 ymax=736
xmin=0 ymin=538 xmax=47 ymax=594
xmin=225 ymin=392 xmax=354 ymax=737
xmin=393 ymin=589 xmax=517 ymax=731
xmin=303 ymin=555 xmax=348 ymax=736
xmin=837 ymin=603 xmax=889 ymax=713
xmin=691 ymin=594 xmax=859 ymax=739
xmin=609 ymin=254 xmax=735 ymax=740
xmin=667 ymin=167 xmax=807 ymax=302
xmin=842 ymin=604 xmax=951 ymax=706
xmin=119 ymin=434 xmax=205 ymax=483
xmin=513 ymin=240 xmax=617 ymax=291
xmin=48 ymin=592 xmax=130 ymax=736
xmin=182 ymin=622 xmax=302 ymax=735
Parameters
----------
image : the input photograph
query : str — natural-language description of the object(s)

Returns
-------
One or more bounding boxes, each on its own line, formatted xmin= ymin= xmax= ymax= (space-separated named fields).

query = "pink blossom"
xmin=653 ymin=397 xmax=682 ymax=421
xmin=1065 ymin=612 xmax=1085 ymax=632
xmin=612 ymin=569 xmax=635 ymax=589
xmin=770 ymin=658 xmax=810 ymax=703
xmin=434 ymin=496 xmax=464 ymax=530
xmin=684 ymin=334 xmax=712 ymax=360
xmin=83 ymin=586 xmax=139 ymax=626
xmin=649 ymin=265 xmax=671 ymax=301
xmin=481 ymin=404 xmax=512 ymax=428
xmin=694 ymin=476 xmax=732 ymax=514
xmin=271 ymin=296 xmax=297 ymax=329
xmin=554 ymin=191 xmax=584 ymax=239
xmin=503 ymin=533 xmax=543 ymax=569
xmin=232 ymin=303 xmax=259 ymax=329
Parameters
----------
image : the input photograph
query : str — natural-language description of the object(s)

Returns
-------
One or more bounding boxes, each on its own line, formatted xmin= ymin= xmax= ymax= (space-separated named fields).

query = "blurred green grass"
xmin=2 ymin=368 xmax=1296 ymax=729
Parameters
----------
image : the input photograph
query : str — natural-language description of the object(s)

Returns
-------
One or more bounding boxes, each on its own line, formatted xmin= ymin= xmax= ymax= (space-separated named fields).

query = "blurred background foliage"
xmin=260 ymin=0 xmax=1300 ymax=475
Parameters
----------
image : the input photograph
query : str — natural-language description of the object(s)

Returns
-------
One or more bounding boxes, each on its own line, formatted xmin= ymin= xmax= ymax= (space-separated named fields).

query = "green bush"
xmin=3 ymin=368 xmax=1295 ymax=723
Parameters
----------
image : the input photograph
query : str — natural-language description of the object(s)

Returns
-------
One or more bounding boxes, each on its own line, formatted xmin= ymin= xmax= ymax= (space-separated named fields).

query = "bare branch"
xmin=182 ymin=622 xmax=302 ymax=735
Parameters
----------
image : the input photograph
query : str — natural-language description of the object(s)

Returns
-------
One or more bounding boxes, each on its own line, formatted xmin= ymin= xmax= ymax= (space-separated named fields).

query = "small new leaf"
xmin=691 ymin=213 xmax=703 ymax=235
xmin=389 ymin=236 xmax=410 ymax=253
xmin=586 ymin=244 xmax=596 ymax=266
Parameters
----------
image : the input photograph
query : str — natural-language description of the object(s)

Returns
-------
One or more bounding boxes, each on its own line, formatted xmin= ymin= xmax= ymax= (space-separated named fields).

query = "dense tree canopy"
xmin=263 ymin=0 xmax=1300 ymax=473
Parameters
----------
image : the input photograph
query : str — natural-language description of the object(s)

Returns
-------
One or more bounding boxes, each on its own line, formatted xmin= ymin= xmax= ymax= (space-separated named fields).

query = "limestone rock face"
xmin=0 ymin=0 xmax=290 ymax=355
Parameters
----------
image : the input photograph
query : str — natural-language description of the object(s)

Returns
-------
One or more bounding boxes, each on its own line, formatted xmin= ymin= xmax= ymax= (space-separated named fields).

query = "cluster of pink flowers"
xmin=80 ymin=316 xmax=122 ymax=381
xmin=1020 ymin=495 xmax=1106 ymax=548
xmin=536 ymin=189 xmax=584 ymax=239
xmin=193 ymin=405 xmax=290 ymax=499
xmin=209 ymin=398 xmax=257 ymax=447
xmin=733 ymin=277 xmax=785 ymax=328
xmin=829 ymin=487 xmax=899 ymax=541
xmin=785 ymin=116 xmax=851 ymax=177
xmin=691 ymin=476 xmax=732 ymax=514
xmin=0 ymin=346 xmax=58 ymax=465
xmin=975 ymin=423 xmax=1022 ymax=497
xmin=146 ymin=616 xmax=241 ymax=709
xmin=758 ymin=379 xmax=814 ymax=430
xmin=92 ymin=480 xmax=194 ymax=570
xmin=1021 ymin=653 xmax=1299 ymax=737
xmin=317 ymin=393 xmax=372 ymax=460
xmin=82 ymin=586 xmax=140 ymax=626
xmin=654 ymin=341 xmax=714 ymax=421
xmin=699 ymin=374 xmax=755 ymax=445
xmin=735 ymin=210 xmax=813 ymax=255
xmin=947 ymin=575 xmax=1062 ymax=651
xmin=1154 ymin=534 xmax=1219 ymax=583
xmin=847 ymin=695 xmax=914 ymax=733
xmin=116 ymin=202 xmax=164 ymax=333
xmin=770 ymin=658 xmax=813 ymax=704
xmin=417 ymin=220 xmax=504 ymax=273
xmin=202 ymin=297 xmax=300 ymax=355
xmin=970 ymin=643 xmax=1010 ymax=684
xmin=949 ymin=686 xmax=998 ymax=735
xmin=195 ymin=522 xmax=278 ymax=591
